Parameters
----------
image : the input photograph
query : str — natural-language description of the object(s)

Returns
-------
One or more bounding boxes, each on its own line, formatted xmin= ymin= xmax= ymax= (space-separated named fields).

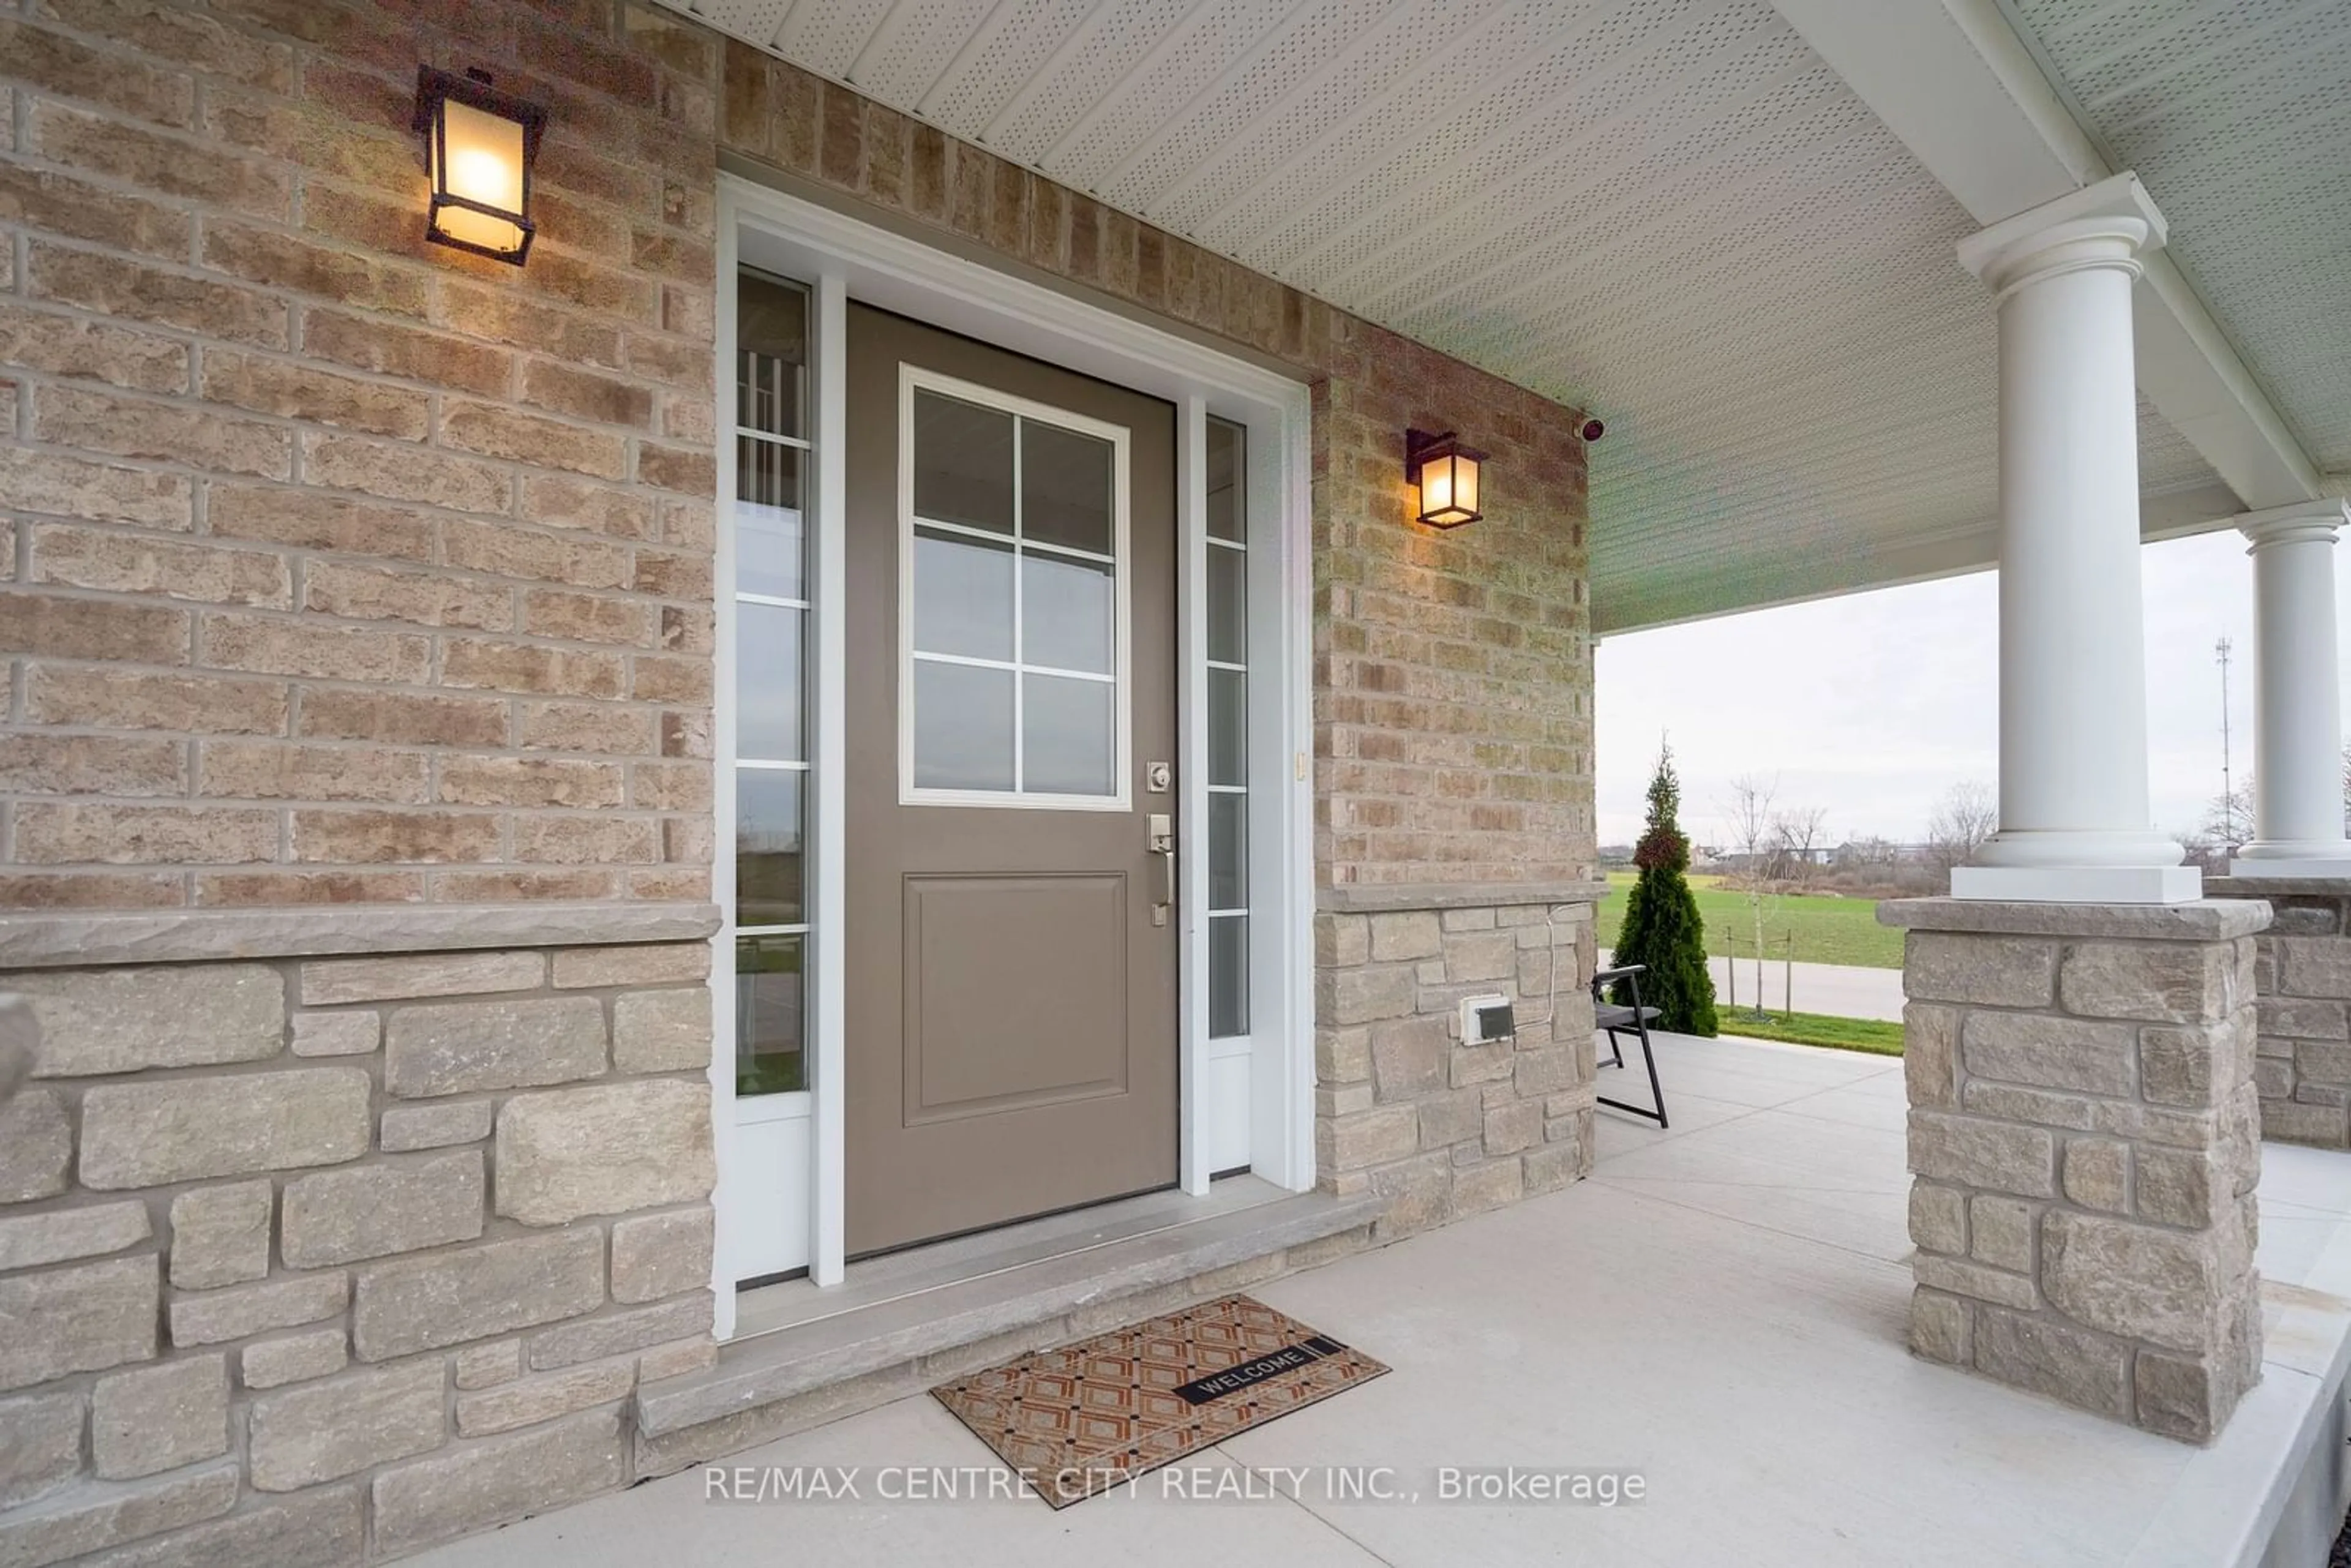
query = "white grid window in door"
xmin=898 ymin=369 xmax=1134 ymax=810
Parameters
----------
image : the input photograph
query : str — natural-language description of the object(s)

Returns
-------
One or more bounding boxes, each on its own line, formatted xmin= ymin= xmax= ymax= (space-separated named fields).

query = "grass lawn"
xmin=1595 ymin=869 xmax=1902 ymax=970
xmin=1715 ymin=1011 xmax=1905 ymax=1057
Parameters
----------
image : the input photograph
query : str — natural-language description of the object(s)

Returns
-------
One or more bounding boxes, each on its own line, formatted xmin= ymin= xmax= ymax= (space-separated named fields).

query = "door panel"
xmin=844 ymin=304 xmax=1179 ymax=1256
xmin=902 ymin=874 xmax=1128 ymax=1119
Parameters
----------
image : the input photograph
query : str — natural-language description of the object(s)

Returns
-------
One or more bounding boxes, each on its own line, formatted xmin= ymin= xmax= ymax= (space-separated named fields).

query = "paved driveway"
xmin=1602 ymin=950 xmax=1907 ymax=1021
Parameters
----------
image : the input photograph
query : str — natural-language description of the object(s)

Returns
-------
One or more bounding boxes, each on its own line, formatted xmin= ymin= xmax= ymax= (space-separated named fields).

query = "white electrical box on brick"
xmin=1459 ymin=993 xmax=1515 ymax=1045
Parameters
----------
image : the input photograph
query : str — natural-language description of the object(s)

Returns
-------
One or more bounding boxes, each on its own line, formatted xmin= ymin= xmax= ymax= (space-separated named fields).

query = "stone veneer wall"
xmin=1888 ymin=898 xmax=2268 ymax=1443
xmin=2207 ymin=877 xmax=2351 ymax=1149
xmin=0 ymin=938 xmax=718 ymax=1563
xmin=1314 ymin=895 xmax=1600 ymax=1230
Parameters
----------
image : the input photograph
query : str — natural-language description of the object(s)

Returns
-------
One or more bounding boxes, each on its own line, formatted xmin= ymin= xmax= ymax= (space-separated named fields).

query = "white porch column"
xmin=2230 ymin=498 xmax=2351 ymax=874
xmin=1950 ymin=173 xmax=2200 ymax=904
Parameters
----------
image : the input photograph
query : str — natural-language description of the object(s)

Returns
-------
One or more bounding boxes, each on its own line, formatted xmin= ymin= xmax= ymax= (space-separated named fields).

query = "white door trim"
xmin=1176 ymin=394 xmax=1209 ymax=1196
xmin=711 ymin=173 xmax=1316 ymax=1318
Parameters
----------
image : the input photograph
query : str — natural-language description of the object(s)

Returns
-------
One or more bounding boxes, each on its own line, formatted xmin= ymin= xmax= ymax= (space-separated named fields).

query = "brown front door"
xmin=842 ymin=304 xmax=1179 ymax=1257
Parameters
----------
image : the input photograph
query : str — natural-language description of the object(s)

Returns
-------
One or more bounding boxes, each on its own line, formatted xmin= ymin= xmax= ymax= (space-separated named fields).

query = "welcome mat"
xmin=930 ymin=1293 xmax=1387 ymax=1508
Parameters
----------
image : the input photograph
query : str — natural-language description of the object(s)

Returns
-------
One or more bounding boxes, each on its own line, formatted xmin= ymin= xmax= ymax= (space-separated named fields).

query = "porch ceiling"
xmin=669 ymin=0 xmax=2343 ymax=633
xmin=2004 ymin=0 xmax=2351 ymax=476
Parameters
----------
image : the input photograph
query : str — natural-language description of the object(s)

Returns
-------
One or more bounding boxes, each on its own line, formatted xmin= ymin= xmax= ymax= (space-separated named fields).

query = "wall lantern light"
xmin=413 ymin=66 xmax=546 ymax=264
xmin=1406 ymin=428 xmax=1487 ymax=528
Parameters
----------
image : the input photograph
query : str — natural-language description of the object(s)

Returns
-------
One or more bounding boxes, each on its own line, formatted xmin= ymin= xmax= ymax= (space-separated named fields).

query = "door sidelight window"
xmin=1205 ymin=417 xmax=1249 ymax=1039
xmin=732 ymin=269 xmax=812 ymax=1097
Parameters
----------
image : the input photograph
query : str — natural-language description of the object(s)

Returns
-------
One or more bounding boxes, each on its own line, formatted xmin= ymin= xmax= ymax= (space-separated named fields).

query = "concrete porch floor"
xmin=413 ymin=1034 xmax=2351 ymax=1568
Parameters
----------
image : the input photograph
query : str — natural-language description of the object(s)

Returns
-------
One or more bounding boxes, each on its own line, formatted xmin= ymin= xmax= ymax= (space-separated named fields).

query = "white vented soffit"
xmin=671 ymin=1 xmax=2262 ymax=633
xmin=2003 ymin=0 xmax=2351 ymax=481
xmin=1769 ymin=0 xmax=2325 ymax=511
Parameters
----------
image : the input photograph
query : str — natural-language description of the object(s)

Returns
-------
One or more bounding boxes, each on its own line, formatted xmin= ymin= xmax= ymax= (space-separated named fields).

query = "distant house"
xmin=1835 ymin=840 xmax=1937 ymax=868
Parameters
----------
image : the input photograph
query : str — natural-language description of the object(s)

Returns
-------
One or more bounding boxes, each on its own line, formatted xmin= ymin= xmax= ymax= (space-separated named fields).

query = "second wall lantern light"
xmin=414 ymin=66 xmax=547 ymax=264
xmin=1406 ymin=428 xmax=1487 ymax=528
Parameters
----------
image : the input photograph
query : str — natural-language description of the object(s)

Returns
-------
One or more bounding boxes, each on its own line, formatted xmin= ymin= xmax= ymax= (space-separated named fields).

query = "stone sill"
xmin=0 ymin=902 xmax=721 ymax=970
xmin=1877 ymin=897 xmax=2270 ymax=942
xmin=1319 ymin=879 xmax=1608 ymax=914
xmin=2211 ymin=874 xmax=2351 ymax=896
xmin=636 ymin=1187 xmax=1383 ymax=1438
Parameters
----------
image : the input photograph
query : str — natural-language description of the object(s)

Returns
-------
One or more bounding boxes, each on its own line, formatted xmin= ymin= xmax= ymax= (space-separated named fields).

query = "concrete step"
xmin=729 ymin=1174 xmax=1306 ymax=1340
xmin=635 ymin=1184 xmax=1382 ymax=1442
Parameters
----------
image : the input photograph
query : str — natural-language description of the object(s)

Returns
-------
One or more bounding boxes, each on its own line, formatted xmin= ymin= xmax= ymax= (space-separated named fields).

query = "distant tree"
xmin=1722 ymin=774 xmax=1779 ymax=1007
xmin=2175 ymin=818 xmax=2230 ymax=874
xmin=1843 ymin=835 xmax=1897 ymax=868
xmin=1610 ymin=744 xmax=1717 ymax=1037
xmin=1772 ymin=803 xmax=1829 ymax=892
xmin=2200 ymin=778 xmax=2254 ymax=855
xmin=2197 ymin=752 xmax=2351 ymax=845
xmin=1926 ymin=781 xmax=1998 ymax=888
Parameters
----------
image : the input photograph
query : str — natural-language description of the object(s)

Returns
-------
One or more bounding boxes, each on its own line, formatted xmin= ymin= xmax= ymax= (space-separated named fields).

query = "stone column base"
xmin=1881 ymin=898 xmax=2270 ymax=1442
xmin=1949 ymin=863 xmax=2203 ymax=905
xmin=2208 ymin=876 xmax=2351 ymax=1149
xmin=2227 ymin=855 xmax=2351 ymax=879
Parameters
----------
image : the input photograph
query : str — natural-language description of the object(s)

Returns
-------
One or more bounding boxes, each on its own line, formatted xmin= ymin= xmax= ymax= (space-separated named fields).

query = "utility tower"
xmin=2216 ymin=636 xmax=2237 ymax=850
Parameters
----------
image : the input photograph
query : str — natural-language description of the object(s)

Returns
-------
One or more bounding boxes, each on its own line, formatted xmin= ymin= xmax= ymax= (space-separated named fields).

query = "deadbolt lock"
xmin=1146 ymin=760 xmax=1171 ymax=793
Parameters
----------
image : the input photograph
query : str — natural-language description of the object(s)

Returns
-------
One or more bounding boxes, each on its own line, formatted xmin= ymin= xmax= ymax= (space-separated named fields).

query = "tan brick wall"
xmin=1315 ymin=341 xmax=1592 ymax=887
xmin=713 ymin=43 xmax=1597 ymax=893
xmin=1 ymin=6 xmax=1593 ymax=910
xmin=0 ymin=0 xmax=721 ymax=910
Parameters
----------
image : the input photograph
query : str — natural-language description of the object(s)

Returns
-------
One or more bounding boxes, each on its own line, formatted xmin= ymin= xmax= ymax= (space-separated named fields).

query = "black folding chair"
xmin=1591 ymin=964 xmax=1668 ymax=1128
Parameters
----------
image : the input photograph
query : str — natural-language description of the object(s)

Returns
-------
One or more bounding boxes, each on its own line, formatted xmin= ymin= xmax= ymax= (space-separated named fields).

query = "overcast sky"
xmin=1592 ymin=528 xmax=2351 ymax=850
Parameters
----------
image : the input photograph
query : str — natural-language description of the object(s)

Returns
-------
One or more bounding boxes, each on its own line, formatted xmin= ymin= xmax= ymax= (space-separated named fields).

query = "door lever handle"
xmin=1148 ymin=812 xmax=1174 ymax=928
